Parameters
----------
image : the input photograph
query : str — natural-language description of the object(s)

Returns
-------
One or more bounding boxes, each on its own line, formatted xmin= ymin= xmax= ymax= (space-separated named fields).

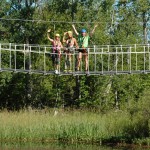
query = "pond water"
xmin=0 ymin=142 xmax=149 ymax=150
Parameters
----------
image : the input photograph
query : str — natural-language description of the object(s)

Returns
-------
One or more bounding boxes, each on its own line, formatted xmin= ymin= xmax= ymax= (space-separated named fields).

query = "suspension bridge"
xmin=0 ymin=43 xmax=149 ymax=75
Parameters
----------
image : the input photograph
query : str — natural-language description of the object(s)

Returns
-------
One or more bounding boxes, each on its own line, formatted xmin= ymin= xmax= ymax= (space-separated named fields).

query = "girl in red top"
xmin=47 ymin=29 xmax=63 ymax=74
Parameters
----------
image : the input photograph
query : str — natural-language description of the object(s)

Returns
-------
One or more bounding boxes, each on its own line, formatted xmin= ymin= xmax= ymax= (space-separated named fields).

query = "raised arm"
xmin=60 ymin=42 xmax=63 ymax=49
xmin=63 ymin=32 xmax=68 ymax=43
xmin=72 ymin=24 xmax=79 ymax=36
xmin=47 ymin=29 xmax=54 ymax=43
xmin=90 ymin=24 xmax=98 ymax=37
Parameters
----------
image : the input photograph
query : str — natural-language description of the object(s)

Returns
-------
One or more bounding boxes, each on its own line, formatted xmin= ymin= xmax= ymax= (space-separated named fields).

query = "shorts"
xmin=78 ymin=48 xmax=88 ymax=53
xmin=51 ymin=52 xmax=60 ymax=65
xmin=64 ymin=47 xmax=75 ymax=53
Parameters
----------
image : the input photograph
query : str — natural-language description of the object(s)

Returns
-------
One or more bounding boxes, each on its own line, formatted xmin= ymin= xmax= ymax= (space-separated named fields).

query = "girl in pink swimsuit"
xmin=47 ymin=29 xmax=63 ymax=74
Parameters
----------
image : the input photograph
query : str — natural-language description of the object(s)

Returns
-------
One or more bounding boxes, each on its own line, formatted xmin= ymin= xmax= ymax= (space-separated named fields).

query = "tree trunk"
xmin=143 ymin=12 xmax=147 ymax=44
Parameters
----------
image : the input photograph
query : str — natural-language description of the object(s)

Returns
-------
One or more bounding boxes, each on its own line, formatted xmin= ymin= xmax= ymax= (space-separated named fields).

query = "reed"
xmin=0 ymin=109 xmax=149 ymax=145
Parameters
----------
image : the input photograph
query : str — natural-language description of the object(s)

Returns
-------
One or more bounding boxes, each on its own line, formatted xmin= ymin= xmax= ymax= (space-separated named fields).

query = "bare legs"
xmin=65 ymin=52 xmax=72 ymax=72
xmin=76 ymin=52 xmax=88 ymax=71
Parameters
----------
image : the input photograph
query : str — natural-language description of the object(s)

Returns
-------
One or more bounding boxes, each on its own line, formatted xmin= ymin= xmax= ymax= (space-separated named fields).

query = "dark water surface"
xmin=0 ymin=143 xmax=149 ymax=150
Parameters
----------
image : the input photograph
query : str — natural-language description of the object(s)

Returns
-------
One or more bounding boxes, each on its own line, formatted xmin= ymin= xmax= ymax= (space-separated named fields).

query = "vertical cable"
xmin=129 ymin=47 xmax=132 ymax=73
xmin=24 ymin=44 xmax=26 ymax=70
xmin=73 ymin=49 xmax=75 ymax=74
xmin=29 ymin=46 xmax=31 ymax=72
xmin=88 ymin=48 xmax=89 ymax=74
xmin=0 ymin=43 xmax=1 ymax=71
xmin=127 ymin=47 xmax=130 ymax=73
xmin=9 ymin=43 xmax=11 ymax=69
xmin=44 ymin=47 xmax=46 ymax=74
xmin=115 ymin=47 xmax=118 ymax=74
xmin=70 ymin=53 xmax=72 ymax=72
xmin=94 ymin=45 xmax=96 ymax=73
xmin=14 ymin=44 xmax=16 ymax=71
xmin=101 ymin=48 xmax=103 ymax=74
xmin=107 ymin=45 xmax=110 ymax=71
xmin=148 ymin=44 xmax=150 ymax=71
xmin=58 ymin=51 xmax=60 ymax=74
xmin=135 ymin=44 xmax=137 ymax=71
xmin=81 ymin=52 xmax=82 ymax=72
xmin=121 ymin=45 xmax=123 ymax=71
xmin=144 ymin=46 xmax=146 ymax=72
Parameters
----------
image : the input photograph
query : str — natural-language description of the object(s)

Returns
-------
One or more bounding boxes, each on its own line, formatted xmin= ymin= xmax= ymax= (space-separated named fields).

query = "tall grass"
xmin=0 ymin=109 xmax=150 ymax=145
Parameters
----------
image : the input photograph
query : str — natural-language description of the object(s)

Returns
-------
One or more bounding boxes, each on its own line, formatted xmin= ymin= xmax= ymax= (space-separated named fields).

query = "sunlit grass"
xmin=0 ymin=109 xmax=150 ymax=145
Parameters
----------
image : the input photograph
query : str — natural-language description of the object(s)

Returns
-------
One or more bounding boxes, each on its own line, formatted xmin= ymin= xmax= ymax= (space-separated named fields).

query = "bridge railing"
xmin=0 ymin=43 xmax=149 ymax=75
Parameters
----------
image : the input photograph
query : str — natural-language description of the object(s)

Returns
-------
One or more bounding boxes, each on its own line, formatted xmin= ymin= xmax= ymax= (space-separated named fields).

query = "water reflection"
xmin=0 ymin=142 xmax=149 ymax=150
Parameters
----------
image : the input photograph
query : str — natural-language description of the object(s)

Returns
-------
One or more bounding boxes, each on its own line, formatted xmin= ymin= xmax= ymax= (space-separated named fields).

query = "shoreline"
xmin=0 ymin=138 xmax=150 ymax=149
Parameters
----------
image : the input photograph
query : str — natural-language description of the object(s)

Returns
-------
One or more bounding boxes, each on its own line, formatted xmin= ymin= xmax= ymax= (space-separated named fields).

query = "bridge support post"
xmin=75 ymin=75 xmax=81 ymax=106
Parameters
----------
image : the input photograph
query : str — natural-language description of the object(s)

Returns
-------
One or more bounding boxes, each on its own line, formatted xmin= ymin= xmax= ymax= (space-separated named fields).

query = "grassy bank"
xmin=0 ymin=108 xmax=150 ymax=146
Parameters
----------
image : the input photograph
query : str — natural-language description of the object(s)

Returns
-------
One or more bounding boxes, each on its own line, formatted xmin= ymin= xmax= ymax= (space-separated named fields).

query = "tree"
xmin=134 ymin=0 xmax=149 ymax=44
xmin=0 ymin=0 xmax=149 ymax=110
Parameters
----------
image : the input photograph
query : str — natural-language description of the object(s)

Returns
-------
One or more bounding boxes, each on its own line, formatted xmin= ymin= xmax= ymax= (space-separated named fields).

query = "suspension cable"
xmin=0 ymin=17 xmax=146 ymax=25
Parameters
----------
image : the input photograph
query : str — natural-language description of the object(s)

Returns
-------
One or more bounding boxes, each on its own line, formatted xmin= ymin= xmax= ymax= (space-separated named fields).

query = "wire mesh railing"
xmin=0 ymin=43 xmax=149 ymax=75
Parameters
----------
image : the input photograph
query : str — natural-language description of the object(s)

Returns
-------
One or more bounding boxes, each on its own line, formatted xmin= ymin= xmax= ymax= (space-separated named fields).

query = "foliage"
xmin=0 ymin=108 xmax=150 ymax=145
xmin=0 ymin=0 xmax=150 ymax=111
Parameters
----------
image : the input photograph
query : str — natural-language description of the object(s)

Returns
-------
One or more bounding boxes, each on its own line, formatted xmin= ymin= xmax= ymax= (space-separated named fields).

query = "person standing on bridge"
xmin=47 ymin=29 xmax=63 ymax=74
xmin=72 ymin=24 xmax=98 ymax=73
xmin=63 ymin=31 xmax=78 ymax=73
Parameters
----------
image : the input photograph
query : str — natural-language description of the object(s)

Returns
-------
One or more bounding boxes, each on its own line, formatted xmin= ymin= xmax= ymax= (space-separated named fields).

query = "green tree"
xmin=0 ymin=0 xmax=149 ymax=110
